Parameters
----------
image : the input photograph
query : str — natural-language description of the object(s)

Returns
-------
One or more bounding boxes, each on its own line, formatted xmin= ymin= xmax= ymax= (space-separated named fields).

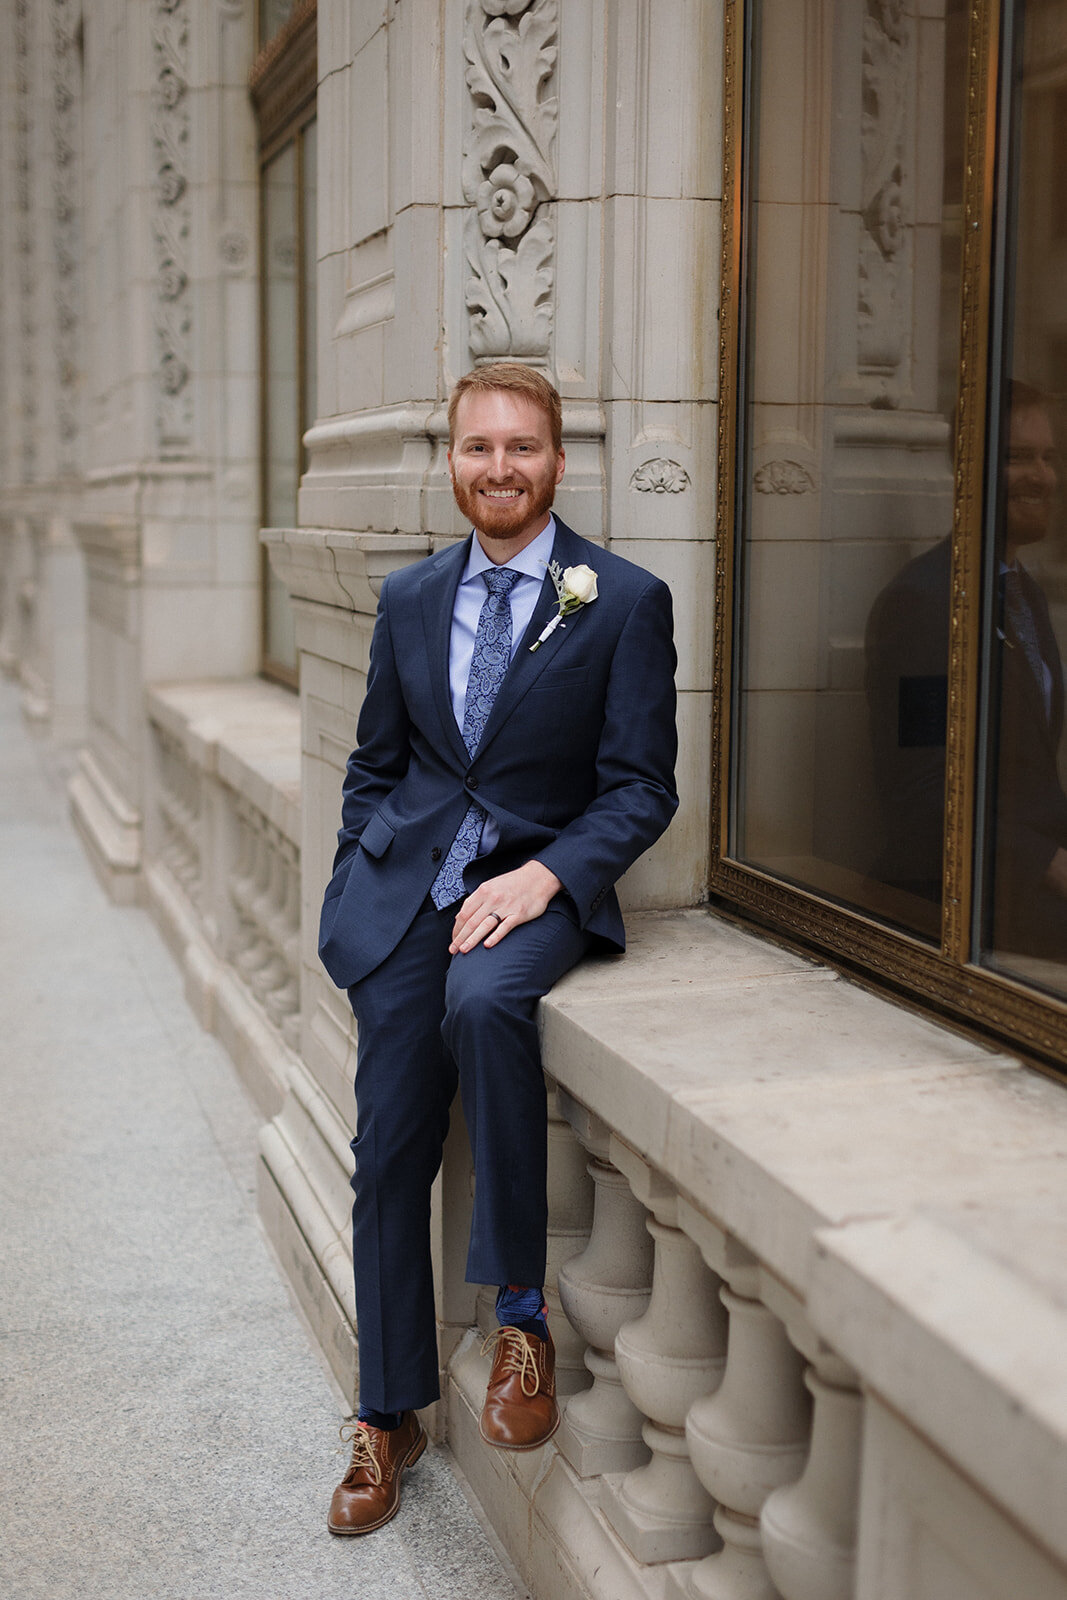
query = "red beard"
xmin=450 ymin=470 xmax=558 ymax=542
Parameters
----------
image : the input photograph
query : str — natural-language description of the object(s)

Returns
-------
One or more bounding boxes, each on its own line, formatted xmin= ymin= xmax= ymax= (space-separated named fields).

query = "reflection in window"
xmin=981 ymin=3 xmax=1067 ymax=993
xmin=734 ymin=0 xmax=968 ymax=942
xmin=257 ymin=0 xmax=300 ymax=51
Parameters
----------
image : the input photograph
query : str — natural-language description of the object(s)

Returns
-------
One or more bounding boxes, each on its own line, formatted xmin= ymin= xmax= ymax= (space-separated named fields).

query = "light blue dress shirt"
xmin=448 ymin=516 xmax=556 ymax=858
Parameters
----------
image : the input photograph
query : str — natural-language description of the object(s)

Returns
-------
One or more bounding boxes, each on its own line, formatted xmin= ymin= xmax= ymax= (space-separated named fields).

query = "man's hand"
xmin=449 ymin=860 xmax=564 ymax=954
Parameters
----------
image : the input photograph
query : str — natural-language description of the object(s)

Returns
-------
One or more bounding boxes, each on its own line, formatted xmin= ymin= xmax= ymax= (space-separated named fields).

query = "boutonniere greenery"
xmin=529 ymin=561 xmax=599 ymax=652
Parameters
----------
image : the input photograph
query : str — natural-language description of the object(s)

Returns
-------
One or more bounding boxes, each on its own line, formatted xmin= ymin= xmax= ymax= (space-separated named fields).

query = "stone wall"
xmin=2 ymin=3 xmax=1066 ymax=1599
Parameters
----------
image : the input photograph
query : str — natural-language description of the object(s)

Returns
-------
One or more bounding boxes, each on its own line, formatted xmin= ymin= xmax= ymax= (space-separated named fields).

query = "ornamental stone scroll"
xmin=462 ymin=0 xmax=558 ymax=361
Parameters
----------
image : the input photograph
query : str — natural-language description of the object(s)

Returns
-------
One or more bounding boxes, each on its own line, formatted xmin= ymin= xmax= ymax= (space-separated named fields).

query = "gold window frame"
xmin=711 ymin=0 xmax=1067 ymax=1073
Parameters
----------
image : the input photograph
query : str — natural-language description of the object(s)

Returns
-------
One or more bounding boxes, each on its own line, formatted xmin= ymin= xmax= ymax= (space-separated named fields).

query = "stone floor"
xmin=0 ymin=679 xmax=527 ymax=1600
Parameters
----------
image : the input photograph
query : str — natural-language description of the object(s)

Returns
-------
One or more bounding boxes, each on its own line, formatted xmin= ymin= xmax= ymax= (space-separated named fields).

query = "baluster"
xmin=679 ymin=1238 xmax=810 ymax=1600
xmin=603 ymin=1141 xmax=725 ymax=1564
xmin=543 ymin=1082 xmax=593 ymax=1396
xmin=236 ymin=820 xmax=272 ymax=973
xmin=555 ymin=1094 xmax=652 ymax=1476
xmin=277 ymin=841 xmax=301 ymax=1051
xmin=229 ymin=802 xmax=258 ymax=957
xmin=760 ymin=1342 xmax=862 ymax=1600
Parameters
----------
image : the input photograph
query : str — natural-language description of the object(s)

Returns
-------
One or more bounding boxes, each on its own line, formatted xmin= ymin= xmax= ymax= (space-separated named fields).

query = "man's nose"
xmin=486 ymin=448 xmax=512 ymax=479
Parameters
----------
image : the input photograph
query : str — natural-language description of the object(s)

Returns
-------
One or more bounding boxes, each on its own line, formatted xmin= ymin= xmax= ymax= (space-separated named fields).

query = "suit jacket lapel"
xmin=474 ymin=520 xmax=596 ymax=755
xmin=420 ymin=538 xmax=471 ymax=767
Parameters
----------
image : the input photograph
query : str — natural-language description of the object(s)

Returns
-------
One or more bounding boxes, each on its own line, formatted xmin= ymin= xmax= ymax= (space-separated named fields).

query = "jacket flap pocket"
xmin=359 ymin=811 xmax=396 ymax=859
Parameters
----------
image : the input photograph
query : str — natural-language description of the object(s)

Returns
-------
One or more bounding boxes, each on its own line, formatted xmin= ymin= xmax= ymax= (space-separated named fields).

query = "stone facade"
xmin=1 ymin=4 xmax=1066 ymax=1599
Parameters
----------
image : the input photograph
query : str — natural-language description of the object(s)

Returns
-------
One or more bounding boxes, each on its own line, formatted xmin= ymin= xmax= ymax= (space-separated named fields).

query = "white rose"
xmin=562 ymin=564 xmax=598 ymax=604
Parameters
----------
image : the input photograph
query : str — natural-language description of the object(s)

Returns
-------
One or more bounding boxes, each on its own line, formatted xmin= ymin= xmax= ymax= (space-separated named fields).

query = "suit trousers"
xmin=346 ymin=895 xmax=591 ymax=1412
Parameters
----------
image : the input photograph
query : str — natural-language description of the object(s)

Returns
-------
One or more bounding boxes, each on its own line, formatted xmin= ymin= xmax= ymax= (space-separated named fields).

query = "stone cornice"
xmin=262 ymin=528 xmax=432 ymax=612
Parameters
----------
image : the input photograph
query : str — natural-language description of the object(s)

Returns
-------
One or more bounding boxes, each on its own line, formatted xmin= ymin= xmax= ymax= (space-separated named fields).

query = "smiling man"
xmin=318 ymin=362 xmax=678 ymax=1535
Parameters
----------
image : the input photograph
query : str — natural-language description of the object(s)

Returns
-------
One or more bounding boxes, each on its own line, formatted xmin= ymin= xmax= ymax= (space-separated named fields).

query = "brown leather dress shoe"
xmin=327 ymin=1411 xmax=426 ymax=1535
xmin=479 ymin=1324 xmax=560 ymax=1450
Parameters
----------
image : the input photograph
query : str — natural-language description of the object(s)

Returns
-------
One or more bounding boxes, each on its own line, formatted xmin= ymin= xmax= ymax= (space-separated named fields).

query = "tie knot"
xmin=484 ymin=566 xmax=520 ymax=598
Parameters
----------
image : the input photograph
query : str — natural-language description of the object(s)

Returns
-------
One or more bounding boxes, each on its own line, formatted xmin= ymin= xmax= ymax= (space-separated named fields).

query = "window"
xmin=713 ymin=0 xmax=1067 ymax=1071
xmin=251 ymin=0 xmax=317 ymax=684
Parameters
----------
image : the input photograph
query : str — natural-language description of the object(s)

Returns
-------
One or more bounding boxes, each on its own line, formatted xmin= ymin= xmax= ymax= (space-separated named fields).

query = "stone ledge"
xmin=540 ymin=907 xmax=1067 ymax=1564
xmin=147 ymin=679 xmax=301 ymax=842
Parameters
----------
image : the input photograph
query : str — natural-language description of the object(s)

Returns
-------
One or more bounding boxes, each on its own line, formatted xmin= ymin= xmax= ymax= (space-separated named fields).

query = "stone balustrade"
xmin=144 ymin=679 xmax=301 ymax=1116
xmin=444 ymin=908 xmax=1067 ymax=1600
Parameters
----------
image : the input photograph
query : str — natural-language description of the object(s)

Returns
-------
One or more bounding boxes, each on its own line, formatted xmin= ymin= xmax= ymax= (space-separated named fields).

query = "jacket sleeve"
xmin=533 ymin=577 xmax=679 ymax=922
xmin=331 ymin=576 xmax=412 ymax=874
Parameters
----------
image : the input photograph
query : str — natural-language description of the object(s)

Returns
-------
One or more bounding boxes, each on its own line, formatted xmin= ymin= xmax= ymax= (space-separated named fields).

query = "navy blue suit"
xmin=320 ymin=518 xmax=677 ymax=1410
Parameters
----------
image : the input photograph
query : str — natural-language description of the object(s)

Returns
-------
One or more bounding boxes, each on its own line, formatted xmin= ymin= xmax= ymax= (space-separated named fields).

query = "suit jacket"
xmin=319 ymin=518 xmax=679 ymax=989
xmin=865 ymin=536 xmax=1067 ymax=953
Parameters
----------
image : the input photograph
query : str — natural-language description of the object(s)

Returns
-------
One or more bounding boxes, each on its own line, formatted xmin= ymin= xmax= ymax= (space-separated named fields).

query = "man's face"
xmin=449 ymin=389 xmax=565 ymax=552
xmin=1006 ymin=404 xmax=1059 ymax=551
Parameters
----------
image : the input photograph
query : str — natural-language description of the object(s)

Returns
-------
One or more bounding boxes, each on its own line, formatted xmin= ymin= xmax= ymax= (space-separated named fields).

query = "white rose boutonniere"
xmin=529 ymin=560 xmax=599 ymax=651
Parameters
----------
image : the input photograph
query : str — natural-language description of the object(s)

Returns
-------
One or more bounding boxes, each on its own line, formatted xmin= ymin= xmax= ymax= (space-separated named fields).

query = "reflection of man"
xmin=318 ymin=363 xmax=678 ymax=1535
xmin=865 ymin=381 xmax=1067 ymax=953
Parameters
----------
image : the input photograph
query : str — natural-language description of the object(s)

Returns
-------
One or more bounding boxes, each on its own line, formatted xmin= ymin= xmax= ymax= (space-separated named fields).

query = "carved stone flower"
xmin=477 ymin=163 xmax=536 ymax=240
xmin=158 ymin=261 xmax=187 ymax=300
xmin=481 ymin=0 xmax=534 ymax=14
xmin=867 ymin=176 xmax=904 ymax=258
xmin=156 ymin=164 xmax=186 ymax=206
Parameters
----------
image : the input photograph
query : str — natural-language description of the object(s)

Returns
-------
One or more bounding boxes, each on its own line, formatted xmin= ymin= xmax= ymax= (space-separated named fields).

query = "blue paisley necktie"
xmin=430 ymin=565 xmax=521 ymax=909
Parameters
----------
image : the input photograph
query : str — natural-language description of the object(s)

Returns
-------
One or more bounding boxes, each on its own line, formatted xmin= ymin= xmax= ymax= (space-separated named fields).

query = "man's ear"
xmin=447 ymin=448 xmax=454 ymax=478
xmin=555 ymin=447 xmax=565 ymax=484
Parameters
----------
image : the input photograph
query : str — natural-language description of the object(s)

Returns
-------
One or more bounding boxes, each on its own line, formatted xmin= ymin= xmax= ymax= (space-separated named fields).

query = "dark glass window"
xmin=715 ymin=0 xmax=1067 ymax=1072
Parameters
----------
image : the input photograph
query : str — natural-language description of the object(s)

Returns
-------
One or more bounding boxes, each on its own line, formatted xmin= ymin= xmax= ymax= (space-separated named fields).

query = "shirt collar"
xmin=462 ymin=516 xmax=556 ymax=585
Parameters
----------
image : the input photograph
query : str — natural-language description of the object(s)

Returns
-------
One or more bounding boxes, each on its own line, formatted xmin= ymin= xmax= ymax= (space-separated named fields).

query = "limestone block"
xmin=317 ymin=0 xmax=352 ymax=78
xmin=605 ymin=399 xmax=719 ymax=546
xmin=386 ymin=206 xmax=447 ymax=406
xmin=605 ymin=0 xmax=722 ymax=201
xmin=554 ymin=200 xmax=604 ymax=397
xmin=350 ymin=28 xmax=390 ymax=243
xmin=854 ymin=1397 xmax=1067 ymax=1600
xmin=602 ymin=196 xmax=722 ymax=404
xmin=617 ymin=688 xmax=710 ymax=912
xmin=389 ymin=0 xmax=445 ymax=215
xmin=611 ymin=539 xmax=714 ymax=697
xmin=811 ymin=1211 xmax=1067 ymax=1574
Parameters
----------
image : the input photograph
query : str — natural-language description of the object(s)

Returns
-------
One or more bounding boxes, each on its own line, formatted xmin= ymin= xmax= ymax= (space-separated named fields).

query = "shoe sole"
xmin=479 ymin=1402 xmax=561 ymax=1452
xmin=326 ymin=1427 xmax=427 ymax=1536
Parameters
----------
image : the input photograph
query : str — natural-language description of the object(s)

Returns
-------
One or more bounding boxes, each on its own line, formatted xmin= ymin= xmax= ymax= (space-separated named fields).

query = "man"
xmin=318 ymin=362 xmax=678 ymax=1535
xmin=865 ymin=380 xmax=1067 ymax=954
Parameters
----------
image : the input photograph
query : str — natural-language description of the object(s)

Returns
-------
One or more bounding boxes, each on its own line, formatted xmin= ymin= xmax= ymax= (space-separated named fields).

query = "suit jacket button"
xmin=467 ymin=775 xmax=479 ymax=790
xmin=431 ymin=847 xmax=442 ymax=862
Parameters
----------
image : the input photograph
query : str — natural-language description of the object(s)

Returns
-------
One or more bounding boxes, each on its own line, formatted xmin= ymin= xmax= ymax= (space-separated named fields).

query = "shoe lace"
xmin=338 ymin=1421 xmax=383 ymax=1486
xmin=481 ymin=1326 xmax=541 ymax=1397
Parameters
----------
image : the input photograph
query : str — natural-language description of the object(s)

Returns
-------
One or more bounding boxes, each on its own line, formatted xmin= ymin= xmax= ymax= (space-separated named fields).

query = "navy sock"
xmin=357 ymin=1405 xmax=404 ymax=1431
xmin=496 ymin=1284 xmax=548 ymax=1342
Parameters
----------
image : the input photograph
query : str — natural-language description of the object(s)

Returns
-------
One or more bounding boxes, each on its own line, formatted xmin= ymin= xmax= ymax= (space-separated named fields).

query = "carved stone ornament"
xmin=53 ymin=0 xmax=81 ymax=466
xmin=753 ymin=459 xmax=815 ymax=496
xmin=15 ymin=0 xmax=36 ymax=482
xmin=463 ymin=0 xmax=558 ymax=360
xmin=631 ymin=459 xmax=691 ymax=494
xmin=857 ymin=0 xmax=911 ymax=388
xmin=152 ymin=0 xmax=193 ymax=449
xmin=218 ymin=230 xmax=250 ymax=269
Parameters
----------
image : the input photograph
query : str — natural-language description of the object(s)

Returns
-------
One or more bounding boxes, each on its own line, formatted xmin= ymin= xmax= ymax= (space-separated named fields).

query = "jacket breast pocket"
xmin=530 ymin=664 xmax=591 ymax=692
xmin=358 ymin=811 xmax=396 ymax=859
